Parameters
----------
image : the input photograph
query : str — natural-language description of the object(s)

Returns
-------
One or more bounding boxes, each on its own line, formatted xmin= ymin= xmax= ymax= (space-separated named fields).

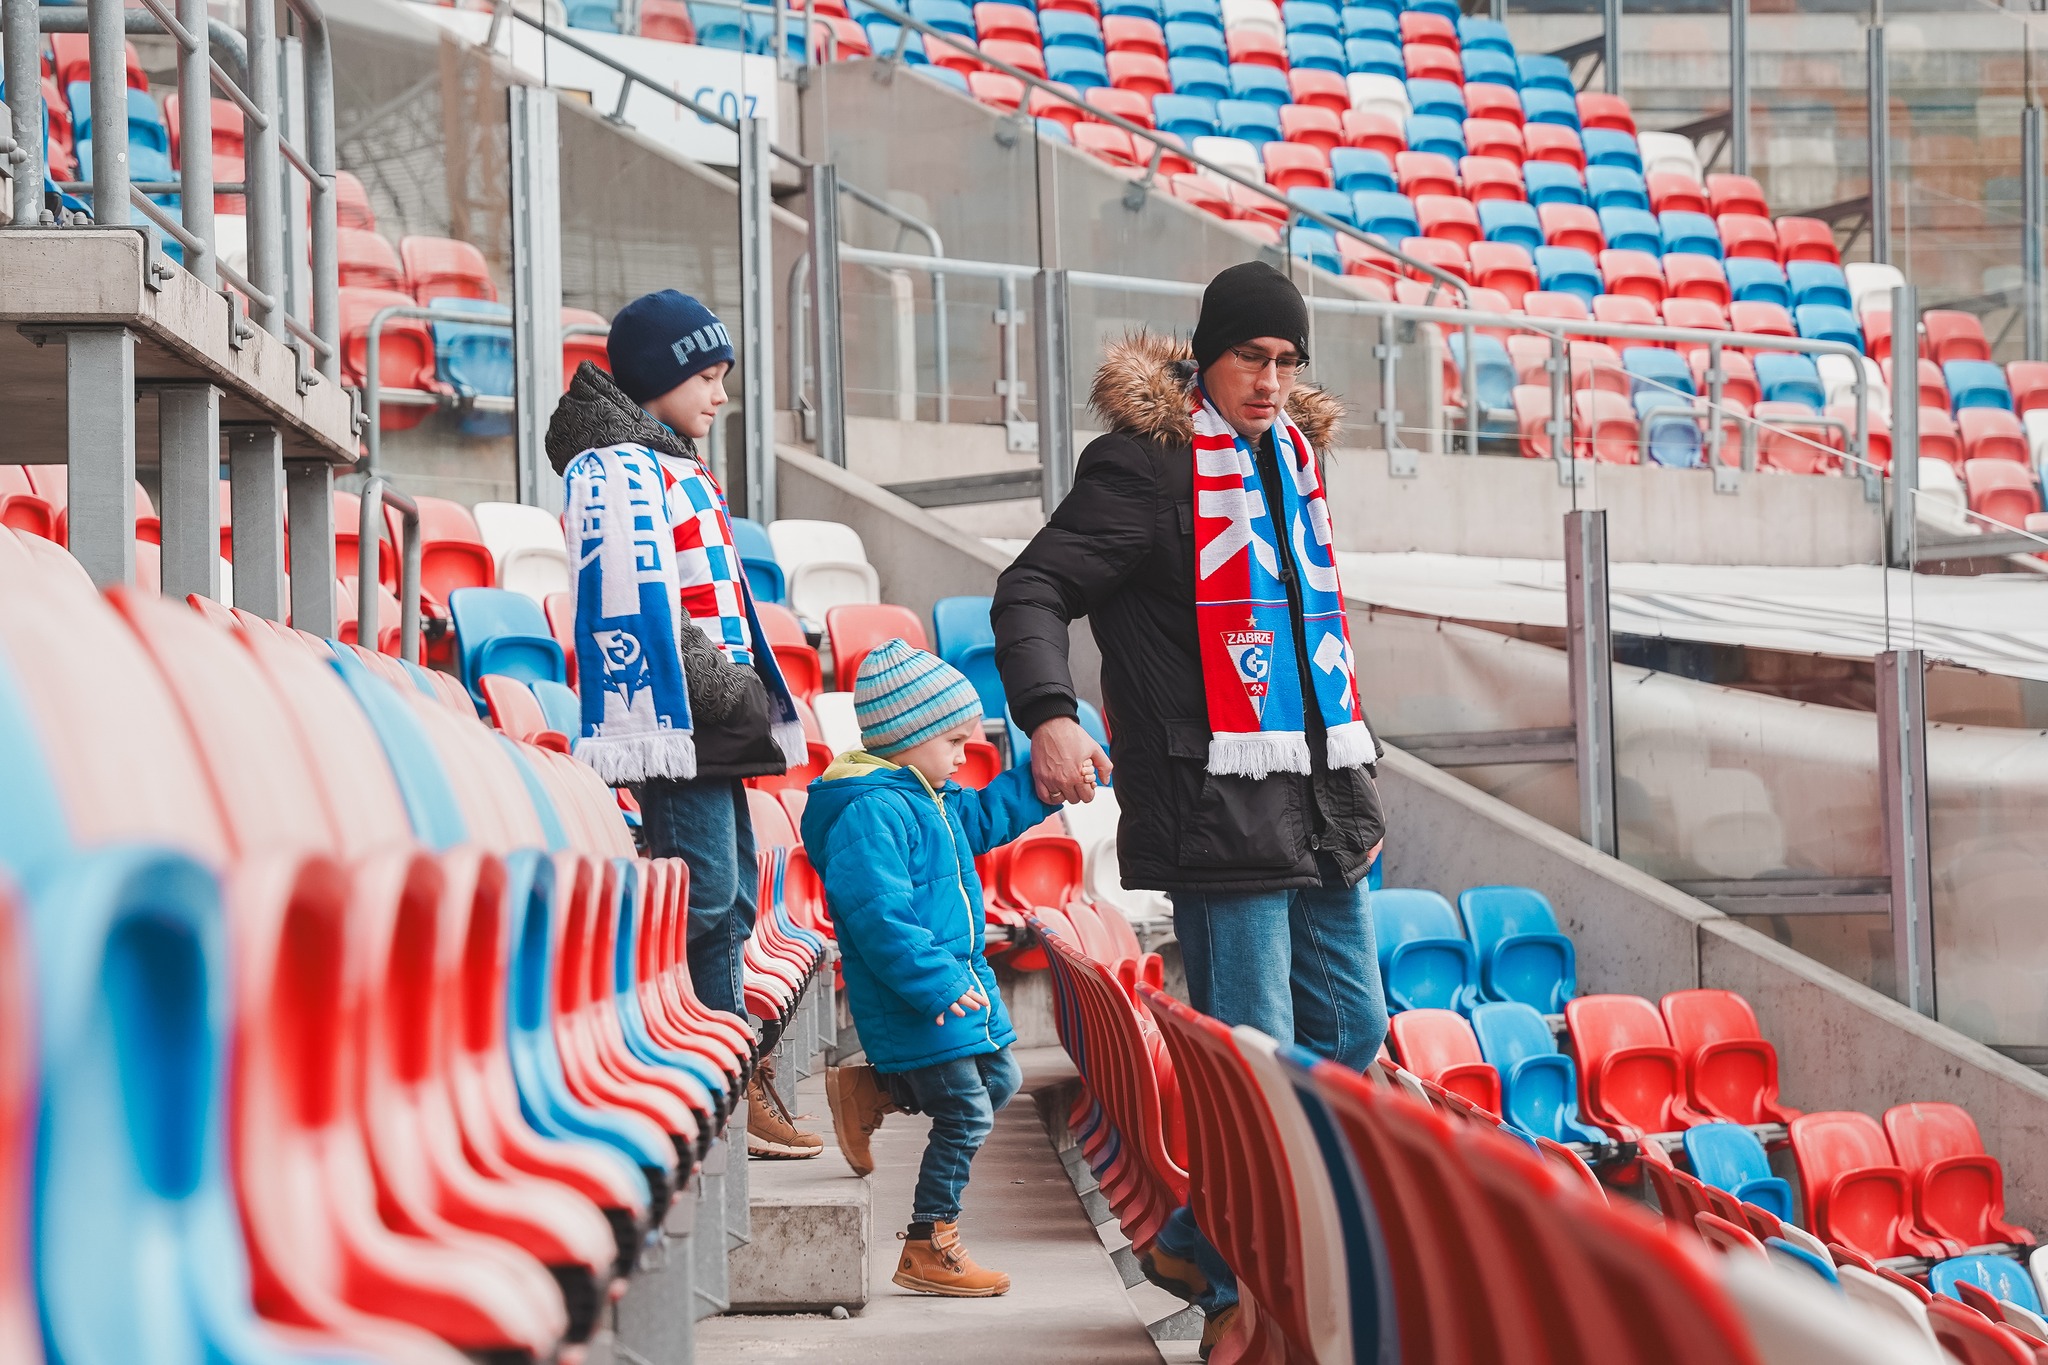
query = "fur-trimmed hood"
xmin=1089 ymin=329 xmax=1345 ymax=451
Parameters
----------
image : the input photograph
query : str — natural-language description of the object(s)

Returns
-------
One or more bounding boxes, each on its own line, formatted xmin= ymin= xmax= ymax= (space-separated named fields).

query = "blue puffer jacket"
xmin=802 ymin=753 xmax=1055 ymax=1074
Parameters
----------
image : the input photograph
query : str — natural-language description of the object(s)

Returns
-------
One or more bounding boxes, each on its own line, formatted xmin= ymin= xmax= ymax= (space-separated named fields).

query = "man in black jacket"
xmin=992 ymin=264 xmax=1388 ymax=1350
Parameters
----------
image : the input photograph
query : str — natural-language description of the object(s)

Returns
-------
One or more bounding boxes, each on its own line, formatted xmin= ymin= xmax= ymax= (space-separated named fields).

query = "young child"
xmin=803 ymin=637 xmax=1056 ymax=1297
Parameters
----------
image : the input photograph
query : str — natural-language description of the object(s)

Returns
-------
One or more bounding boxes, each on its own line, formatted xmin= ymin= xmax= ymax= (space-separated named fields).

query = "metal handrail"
xmin=357 ymin=475 xmax=422 ymax=664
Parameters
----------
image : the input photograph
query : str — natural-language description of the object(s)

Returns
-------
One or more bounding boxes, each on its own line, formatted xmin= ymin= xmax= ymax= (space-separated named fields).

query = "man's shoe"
xmin=826 ymin=1064 xmax=896 ymax=1176
xmin=746 ymin=1055 xmax=823 ymax=1159
xmin=1198 ymin=1303 xmax=1240 ymax=1361
xmin=893 ymin=1221 xmax=1011 ymax=1297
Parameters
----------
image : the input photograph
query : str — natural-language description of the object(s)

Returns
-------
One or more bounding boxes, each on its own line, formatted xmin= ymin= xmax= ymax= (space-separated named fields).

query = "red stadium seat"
xmin=1646 ymin=172 xmax=1709 ymax=215
xmin=1883 ymin=1102 xmax=2034 ymax=1250
xmin=1523 ymin=123 xmax=1586 ymax=171
xmin=336 ymin=169 xmax=375 ymax=230
xmin=1662 ymin=253 xmax=1731 ymax=308
xmin=340 ymin=286 xmax=441 ymax=429
xmin=1396 ymin=149 xmax=1458 ymax=198
xmin=1029 ymin=84 xmax=1089 ymax=132
xmin=1563 ymin=995 xmax=1710 ymax=1142
xmin=929 ymin=37 xmax=986 ymax=75
xmin=1388 ymin=1010 xmax=1502 ymax=1115
xmin=1926 ymin=1297 xmax=2038 ymax=1365
xmin=1592 ymin=293 xmax=1659 ymax=330
xmin=1728 ymin=300 xmax=1794 ymax=340
xmin=561 ymin=307 xmax=609 ymax=390
xmin=1658 ymin=990 xmax=1800 ymax=1127
xmin=1961 ymin=409 xmax=2030 ymax=464
xmin=1918 ymin=408 xmax=1964 ymax=467
xmin=1462 ymin=82 xmax=1522 ymax=128
xmin=339 ymin=228 xmax=406 ymax=292
xmin=1073 ymin=122 xmax=1139 ymax=168
xmin=1230 ymin=182 xmax=1289 ymax=226
xmin=1106 ymin=49 xmax=1169 ymax=93
xmin=1039 ymin=0 xmax=1100 ymax=13
xmin=1539 ymin=202 xmax=1603 ymax=253
xmin=1169 ymin=172 xmax=1234 ymax=218
xmin=1569 ymin=340 xmax=1629 ymax=394
xmin=1102 ymin=13 xmax=1165 ymax=56
xmin=1862 ymin=309 xmax=1893 ymax=363
xmin=1263 ymin=140 xmax=1330 ymax=190
xmin=1397 ymin=236 xmax=1470 ymax=283
xmin=1279 ymin=103 xmax=1342 ymax=151
xmin=1964 ymin=459 xmax=2040 ymax=529
xmin=1753 ymin=403 xmax=1838 ymax=473
xmin=757 ymin=601 xmax=823 ymax=702
xmin=968 ymin=70 xmax=1027 ymax=109
xmin=1924 ymin=310 xmax=1993 ymax=365
xmin=1404 ymin=43 xmax=1462 ymax=85
xmin=811 ymin=15 xmax=871 ymax=57
xmin=1775 ymin=216 xmax=1839 ymax=264
xmin=1340 ymin=235 xmax=1402 ymax=285
xmin=1598 ymin=248 xmax=1665 ymax=304
xmin=1341 ymin=109 xmax=1406 ymax=158
xmin=415 ymin=496 xmax=497 ymax=606
xmin=1226 ymin=28 xmax=1287 ymax=69
xmin=542 ymin=591 xmax=575 ymax=687
xmin=400 ymin=236 xmax=497 ymax=304
xmin=1469 ymin=240 xmax=1538 ymax=306
xmin=163 ymin=94 xmax=247 ymax=163
xmin=974 ymin=0 xmax=1038 ymax=42
xmin=0 ymin=468 xmax=55 ymax=542
xmin=1717 ymin=214 xmax=1779 ymax=262
xmin=1574 ymin=390 xmax=1638 ymax=463
xmin=983 ymin=37 xmax=1048 ymax=77
xmin=1682 ymin=344 xmax=1753 ymax=406
xmin=49 ymin=33 xmax=148 ymax=91
xmin=1525 ymin=291 xmax=1590 ymax=324
xmin=1575 ymin=92 xmax=1636 ymax=134
xmin=1462 ymin=117 xmax=1524 ymax=164
xmin=2007 ymin=361 xmax=2048 ymax=415
xmin=1790 ymin=1111 xmax=1959 ymax=1261
xmin=1085 ymin=86 xmax=1155 ymax=127
xmin=639 ymin=0 xmax=695 ymax=39
xmin=1399 ymin=10 xmax=1457 ymax=47
xmin=1826 ymin=401 xmax=1891 ymax=473
xmin=1511 ymin=385 xmax=1560 ymax=457
xmin=1707 ymin=173 xmax=1768 ymax=218
xmin=826 ymin=602 xmax=930 ymax=691
xmin=1287 ymin=68 xmax=1349 ymax=114
xmin=1883 ymin=357 xmax=1950 ymax=414
xmin=1459 ymin=155 xmax=1524 ymax=202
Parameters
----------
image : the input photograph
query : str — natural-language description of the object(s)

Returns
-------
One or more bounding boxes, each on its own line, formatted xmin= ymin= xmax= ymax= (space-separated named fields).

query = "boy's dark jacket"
xmin=803 ymin=755 xmax=1053 ymax=1074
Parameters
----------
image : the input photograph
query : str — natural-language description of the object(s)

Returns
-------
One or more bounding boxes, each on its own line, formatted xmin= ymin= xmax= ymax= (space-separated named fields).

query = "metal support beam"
xmin=226 ymin=425 xmax=286 ymax=621
xmin=1602 ymin=0 xmax=1621 ymax=96
xmin=1034 ymin=267 xmax=1073 ymax=512
xmin=7 ymin=0 xmax=47 ymax=226
xmin=66 ymin=328 xmax=136 ymax=587
xmin=509 ymin=86 xmax=565 ymax=511
xmin=1868 ymin=25 xmax=1891 ymax=266
xmin=285 ymin=460 xmax=334 ymax=635
xmin=807 ymin=162 xmax=847 ymax=468
xmin=87 ymin=0 xmax=129 ymax=225
xmin=1564 ymin=510 xmax=1618 ymax=856
xmin=156 ymin=384 xmax=220 ymax=602
xmin=243 ymin=0 xmax=283 ymax=336
xmin=1888 ymin=283 xmax=1918 ymax=566
xmin=738 ymin=115 xmax=776 ymax=523
xmin=2026 ymin=105 xmax=2043 ymax=362
xmin=1878 ymin=649 xmax=1936 ymax=1015
xmin=1729 ymin=0 xmax=1749 ymax=176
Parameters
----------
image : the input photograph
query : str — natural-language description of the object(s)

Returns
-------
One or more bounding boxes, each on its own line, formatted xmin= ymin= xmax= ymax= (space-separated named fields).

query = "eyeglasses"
xmin=1227 ymin=346 xmax=1309 ymax=377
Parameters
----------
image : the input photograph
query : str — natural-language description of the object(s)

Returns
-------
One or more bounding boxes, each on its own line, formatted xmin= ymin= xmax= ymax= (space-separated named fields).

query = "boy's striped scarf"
xmin=1191 ymin=388 xmax=1374 ymax=778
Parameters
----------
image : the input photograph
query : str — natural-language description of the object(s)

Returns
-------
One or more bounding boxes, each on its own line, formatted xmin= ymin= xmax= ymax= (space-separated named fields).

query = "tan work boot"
xmin=826 ymin=1064 xmax=897 ymax=1176
xmin=746 ymin=1054 xmax=823 ymax=1159
xmin=893 ymin=1221 xmax=1011 ymax=1297
xmin=1199 ymin=1303 xmax=1240 ymax=1361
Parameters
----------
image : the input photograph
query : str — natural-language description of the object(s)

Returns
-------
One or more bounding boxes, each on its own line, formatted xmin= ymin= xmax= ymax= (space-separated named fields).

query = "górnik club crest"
xmin=1222 ymin=629 xmax=1274 ymax=720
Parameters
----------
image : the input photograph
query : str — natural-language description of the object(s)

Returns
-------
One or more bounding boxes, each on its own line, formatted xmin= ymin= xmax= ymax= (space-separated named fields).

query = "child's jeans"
xmin=884 ymin=1047 xmax=1023 ymax=1224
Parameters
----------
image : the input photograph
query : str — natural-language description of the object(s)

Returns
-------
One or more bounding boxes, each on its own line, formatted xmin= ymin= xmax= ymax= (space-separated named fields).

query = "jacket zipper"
xmin=931 ymin=780 xmax=997 ymax=1048
xmin=1259 ymin=430 xmax=1326 ymax=853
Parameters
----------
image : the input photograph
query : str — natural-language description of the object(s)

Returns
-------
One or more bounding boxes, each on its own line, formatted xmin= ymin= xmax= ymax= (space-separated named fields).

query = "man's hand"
xmin=936 ymin=986 xmax=990 ymax=1026
xmin=1031 ymin=715 xmax=1113 ymax=805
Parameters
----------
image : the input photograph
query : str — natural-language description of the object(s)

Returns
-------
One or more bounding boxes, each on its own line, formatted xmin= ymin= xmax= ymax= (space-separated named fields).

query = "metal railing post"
xmin=243 ymin=0 xmax=284 ymax=336
xmin=1034 ymin=267 xmax=1072 ymax=512
xmin=1565 ymin=509 xmax=1618 ymax=857
xmin=87 ymin=0 xmax=130 ymax=225
xmin=293 ymin=0 xmax=339 ymax=381
xmin=1729 ymin=0 xmax=1749 ymax=176
xmin=1602 ymin=0 xmax=1621 ymax=96
xmin=357 ymin=476 xmax=421 ymax=662
xmin=2026 ymin=104 xmax=2043 ymax=362
xmin=66 ymin=328 xmax=137 ymax=587
xmin=1546 ymin=329 xmax=1570 ymax=473
xmin=175 ymin=0 xmax=216 ymax=283
xmin=1868 ymin=24 xmax=1891 ymax=266
xmin=807 ymin=161 xmax=848 ymax=468
xmin=1377 ymin=315 xmax=1405 ymax=457
xmin=5 ymin=0 xmax=44 ymax=226
xmin=157 ymin=383 xmax=221 ymax=601
xmin=510 ymin=85 xmax=566 ymax=511
xmin=286 ymin=459 xmax=334 ymax=635
xmin=1705 ymin=338 xmax=1727 ymax=473
xmin=1888 ymin=283 xmax=1918 ymax=567
xmin=1878 ymin=648 xmax=1935 ymax=1016
xmin=739 ymin=115 xmax=777 ymax=521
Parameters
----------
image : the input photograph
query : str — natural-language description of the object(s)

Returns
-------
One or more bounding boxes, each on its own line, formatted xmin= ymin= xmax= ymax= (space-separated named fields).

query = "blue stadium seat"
xmin=1461 ymin=48 xmax=1518 ymax=88
xmin=1353 ymin=189 xmax=1420 ymax=241
xmin=1598 ymin=206 xmax=1661 ymax=255
xmin=1659 ymin=210 xmax=1724 ymax=259
xmin=1584 ymin=164 xmax=1648 ymax=211
xmin=1287 ymin=31 xmax=1346 ymax=71
xmin=1330 ymin=145 xmax=1396 ymax=193
xmin=1153 ymin=92 xmax=1220 ymax=139
xmin=1456 ymin=14 xmax=1513 ymax=53
xmin=911 ymin=0 xmax=975 ymax=36
xmin=859 ymin=17 xmax=930 ymax=60
xmin=1929 ymin=1257 xmax=2043 ymax=1316
xmin=1041 ymin=9 xmax=1106 ymax=50
xmin=1036 ymin=115 xmax=1072 ymax=141
xmin=1469 ymin=1001 xmax=1607 ymax=1145
xmin=693 ymin=3 xmax=747 ymax=46
xmin=1725 ymin=258 xmax=1790 ymax=307
xmin=430 ymin=298 xmax=515 ymax=438
xmin=568 ymin=0 xmax=621 ymax=30
xmin=1282 ymin=1 xmax=1341 ymax=35
xmin=1478 ymin=197 xmax=1543 ymax=250
xmin=1104 ymin=0 xmax=1166 ymax=18
xmin=1582 ymin=128 xmax=1642 ymax=172
xmin=1516 ymin=52 xmax=1574 ymax=93
xmin=1786 ymin=260 xmax=1852 ymax=310
xmin=1795 ymin=305 xmax=1863 ymax=353
xmin=1169 ymin=55 xmax=1231 ymax=99
xmin=1288 ymin=185 xmax=1356 ymax=227
xmin=921 ymin=65 xmax=972 ymax=93
xmin=1754 ymin=353 xmax=1825 ymax=408
xmin=1163 ymin=20 xmax=1226 ymax=62
xmin=1164 ymin=0 xmax=1224 ymax=29
xmin=1621 ymin=346 xmax=1696 ymax=399
xmin=530 ymin=678 xmax=583 ymax=738
xmin=1289 ymin=225 xmax=1342 ymax=273
xmin=1345 ymin=38 xmax=1405 ymax=77
xmin=1534 ymin=246 xmax=1600 ymax=302
xmin=1218 ymin=97 xmax=1282 ymax=145
xmin=1635 ymin=395 xmax=1704 ymax=468
xmin=730 ymin=515 xmax=786 ymax=604
xmin=1402 ymin=0 xmax=1458 ymax=21
xmin=932 ymin=595 xmax=1006 ymax=720
xmin=1371 ymin=889 xmax=1480 ymax=1013
xmin=1343 ymin=7 xmax=1397 ymax=41
xmin=1405 ymin=113 xmax=1464 ymax=158
xmin=1456 ymin=884 xmax=1577 ymax=1013
xmin=1450 ymin=332 xmax=1515 ymax=426
xmin=449 ymin=587 xmax=568 ymax=704
xmin=1683 ymin=1123 xmax=1795 ymax=1222
xmin=1229 ymin=62 xmax=1292 ymax=105
xmin=1405 ymin=78 xmax=1465 ymax=122
xmin=1944 ymin=359 xmax=2014 ymax=412
xmin=1523 ymin=162 xmax=1587 ymax=208
xmin=1047 ymin=46 xmax=1110 ymax=87
xmin=1519 ymin=86 xmax=1580 ymax=131
xmin=68 ymin=84 xmax=171 ymax=159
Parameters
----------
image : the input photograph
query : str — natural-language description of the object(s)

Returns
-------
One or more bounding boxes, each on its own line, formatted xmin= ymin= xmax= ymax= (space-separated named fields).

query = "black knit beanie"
xmin=1190 ymin=262 xmax=1311 ymax=374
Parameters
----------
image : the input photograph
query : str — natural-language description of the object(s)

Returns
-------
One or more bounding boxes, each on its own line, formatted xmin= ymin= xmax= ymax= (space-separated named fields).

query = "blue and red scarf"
xmin=1191 ymin=388 xmax=1374 ymax=777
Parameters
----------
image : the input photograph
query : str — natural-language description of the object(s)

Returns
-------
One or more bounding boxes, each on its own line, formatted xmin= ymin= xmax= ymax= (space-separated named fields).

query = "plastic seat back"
xmin=1564 ymin=994 xmax=1697 ymax=1140
xmin=1885 ymin=1102 xmax=2032 ymax=1249
xmin=1455 ymin=884 xmax=1576 ymax=1012
xmin=472 ymin=502 xmax=572 ymax=602
xmin=825 ymin=603 xmax=930 ymax=691
xmin=1370 ymin=888 xmax=1478 ymax=1012
xmin=1658 ymin=988 xmax=1797 ymax=1127
xmin=1387 ymin=1008 xmax=1501 ymax=1113
xmin=1469 ymin=1001 xmax=1603 ymax=1145
xmin=1930 ymin=1257 xmax=2042 ymax=1316
xmin=450 ymin=587 xmax=568 ymax=702
xmin=1791 ymin=1110 xmax=1938 ymax=1261
xmin=1684 ymin=1121 xmax=1794 ymax=1223
xmin=727 ymin=515 xmax=786 ymax=605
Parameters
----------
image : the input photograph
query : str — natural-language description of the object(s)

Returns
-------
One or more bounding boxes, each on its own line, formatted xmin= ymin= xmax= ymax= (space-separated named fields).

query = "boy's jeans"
xmin=1159 ymin=870 xmax=1390 ymax=1315
xmin=640 ymin=776 xmax=758 ymax=1019
xmin=884 ymin=1047 xmax=1023 ymax=1224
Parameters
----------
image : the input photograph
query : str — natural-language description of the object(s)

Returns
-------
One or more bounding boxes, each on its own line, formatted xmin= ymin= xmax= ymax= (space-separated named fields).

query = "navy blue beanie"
xmin=606 ymin=290 xmax=735 ymax=405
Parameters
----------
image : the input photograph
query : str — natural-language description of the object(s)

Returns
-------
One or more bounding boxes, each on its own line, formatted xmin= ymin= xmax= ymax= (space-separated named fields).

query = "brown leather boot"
xmin=746 ymin=1055 xmax=822 ymax=1159
xmin=1199 ymin=1302 xmax=1240 ymax=1361
xmin=825 ymin=1064 xmax=896 ymax=1176
xmin=892 ymin=1221 xmax=1011 ymax=1297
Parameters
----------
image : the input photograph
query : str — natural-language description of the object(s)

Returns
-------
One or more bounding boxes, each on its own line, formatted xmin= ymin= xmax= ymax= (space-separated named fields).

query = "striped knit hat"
xmin=854 ymin=637 xmax=984 ymax=758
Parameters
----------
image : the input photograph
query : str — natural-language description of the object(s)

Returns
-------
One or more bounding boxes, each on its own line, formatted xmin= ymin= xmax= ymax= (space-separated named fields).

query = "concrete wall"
xmin=1378 ymin=743 xmax=2048 ymax=1230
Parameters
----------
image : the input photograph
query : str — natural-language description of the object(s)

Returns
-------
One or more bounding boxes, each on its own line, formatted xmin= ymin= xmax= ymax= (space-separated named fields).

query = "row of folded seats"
xmin=1036 ymin=907 xmax=2048 ymax=1363
xmin=0 ymin=521 xmax=834 ymax=1363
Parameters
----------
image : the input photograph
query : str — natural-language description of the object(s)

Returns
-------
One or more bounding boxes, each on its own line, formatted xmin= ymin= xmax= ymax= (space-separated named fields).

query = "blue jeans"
xmin=641 ymin=776 xmax=758 ymax=1019
xmin=1164 ymin=867 xmax=1390 ymax=1313
xmin=883 ymin=1047 xmax=1022 ymax=1225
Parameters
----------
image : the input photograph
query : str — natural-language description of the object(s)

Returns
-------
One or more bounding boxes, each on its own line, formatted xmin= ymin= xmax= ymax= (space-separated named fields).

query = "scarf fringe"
xmin=574 ymin=730 xmax=699 ymax=785
xmin=1207 ymin=731 xmax=1313 ymax=779
xmin=1325 ymin=720 xmax=1376 ymax=771
xmin=771 ymin=718 xmax=810 ymax=770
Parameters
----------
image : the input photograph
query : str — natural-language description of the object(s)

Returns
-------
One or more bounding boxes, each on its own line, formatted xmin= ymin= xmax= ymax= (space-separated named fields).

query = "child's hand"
xmin=936 ymin=987 xmax=989 ymax=1025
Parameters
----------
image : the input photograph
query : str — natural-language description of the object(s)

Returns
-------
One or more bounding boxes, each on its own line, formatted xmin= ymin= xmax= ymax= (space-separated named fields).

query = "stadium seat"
xmin=1686 ymin=345 xmax=1757 ymax=408
xmin=1796 ymin=304 xmax=1862 ymax=352
xmin=472 ymin=503 xmax=572 ymax=603
xmin=1961 ymin=408 xmax=2030 ymax=464
xmin=1227 ymin=27 xmax=1289 ymax=71
xmin=1289 ymin=185 xmax=1353 ymax=227
xmin=1752 ymin=352 xmax=1823 ymax=408
xmin=1792 ymin=1111 xmax=1960 ymax=1261
xmin=1461 ymin=48 xmax=1517 ymax=88
xmin=450 ymin=588 xmax=568 ymax=704
xmin=1287 ymin=67 xmax=1350 ymax=112
xmin=1346 ymin=73 xmax=1411 ymax=122
xmin=1461 ymin=82 xmax=1522 ymax=127
xmin=1786 ymin=260 xmax=1853 ymax=310
xmin=1102 ymin=10 xmax=1164 ymax=53
xmin=1599 ymin=206 xmax=1663 ymax=256
xmin=1533 ymin=245 xmax=1599 ymax=302
xmin=1330 ymin=146 xmax=1396 ymax=193
xmin=1538 ymin=201 xmax=1602 ymax=253
xmin=1477 ymin=197 xmax=1542 ymax=251
xmin=757 ymin=602 xmax=824 ymax=703
xmin=728 ymin=516 xmax=785 ymax=605
xmin=1458 ymin=154 xmax=1523 ymax=202
xmin=1655 ymin=988 xmax=1799 ymax=1128
xmin=1048 ymin=46 xmax=1112 ymax=87
xmin=1456 ymin=14 xmax=1511 ymax=52
xmin=1563 ymin=995 xmax=1709 ymax=1142
xmin=340 ymin=286 xmax=441 ymax=429
xmin=430 ymin=298 xmax=515 ymax=437
xmin=1516 ymin=52 xmax=1573 ymax=93
xmin=1519 ymin=87 xmax=1579 ymax=132
xmin=1461 ymin=116 xmax=1524 ymax=164
xmin=769 ymin=519 xmax=881 ymax=622
xmin=1595 ymin=293 xmax=1659 ymax=329
xmin=1287 ymin=31 xmax=1346 ymax=71
xmin=1169 ymin=53 xmax=1231 ymax=98
xmin=1702 ymin=171 xmax=1767 ymax=219
xmin=1582 ymin=129 xmax=1641 ymax=174
xmin=1585 ymin=164 xmax=1649 ymax=211
xmin=401 ymin=236 xmax=498 ymax=304
xmin=1354 ymin=190 xmax=1420 ymax=242
xmin=1371 ymin=889 xmax=1479 ymax=1013
xmin=1522 ymin=161 xmax=1584 ymax=207
xmin=1288 ymin=225 xmax=1342 ymax=271
xmin=1344 ymin=37 xmax=1405 ymax=78
xmin=1656 ymin=210 xmax=1724 ymax=260
xmin=1453 ymin=885 xmax=1576 ymax=1014
xmin=1573 ymin=388 xmax=1638 ymax=461
xmin=1107 ymin=49 xmax=1171 ymax=92
xmin=1724 ymin=257 xmax=1790 ymax=308
xmin=983 ymin=37 xmax=1050 ymax=76
xmin=1645 ymin=171 xmax=1709 ymax=216
xmin=340 ymin=227 xmax=408 ymax=291
xmin=1963 ymin=458 xmax=2042 ymax=528
xmin=1522 ymin=122 xmax=1585 ymax=171
xmin=1162 ymin=20 xmax=1225 ymax=64
xmin=1634 ymin=394 xmax=1704 ymax=468
xmin=1623 ymin=346 xmax=1694 ymax=397
xmin=1773 ymin=216 xmax=1838 ymax=265
xmin=930 ymin=595 xmax=1005 ymax=721
xmin=1450 ymin=332 xmax=1514 ymax=416
xmin=1469 ymin=240 xmax=1538 ymax=305
xmin=1396 ymin=148 xmax=1457 ymax=197
xmin=1219 ymin=97 xmax=1282 ymax=144
xmin=1399 ymin=234 xmax=1468 ymax=281
xmin=1930 ymin=1256 xmax=2042 ymax=1318
xmin=1662 ymin=252 xmax=1730 ymax=307
xmin=1031 ymin=85 xmax=1091 ymax=131
xmin=1406 ymin=113 xmax=1464 ymax=158
xmin=862 ymin=18 xmax=930 ymax=60
xmin=1469 ymin=1001 xmax=1606 ymax=1145
xmin=969 ymin=70 xmax=1027 ymax=109
xmin=1684 ymin=1123 xmax=1795 ymax=1223
xmin=1074 ymin=122 xmax=1141 ymax=166
xmin=1154 ymin=91 xmax=1220 ymax=138
xmin=1405 ymin=77 xmax=1465 ymax=122
xmin=1389 ymin=1010 xmax=1503 ymax=1113
xmin=1265 ymin=139 xmax=1332 ymax=189
xmin=415 ymin=496 xmax=496 ymax=609
xmin=1596 ymin=248 xmax=1664 ymax=305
